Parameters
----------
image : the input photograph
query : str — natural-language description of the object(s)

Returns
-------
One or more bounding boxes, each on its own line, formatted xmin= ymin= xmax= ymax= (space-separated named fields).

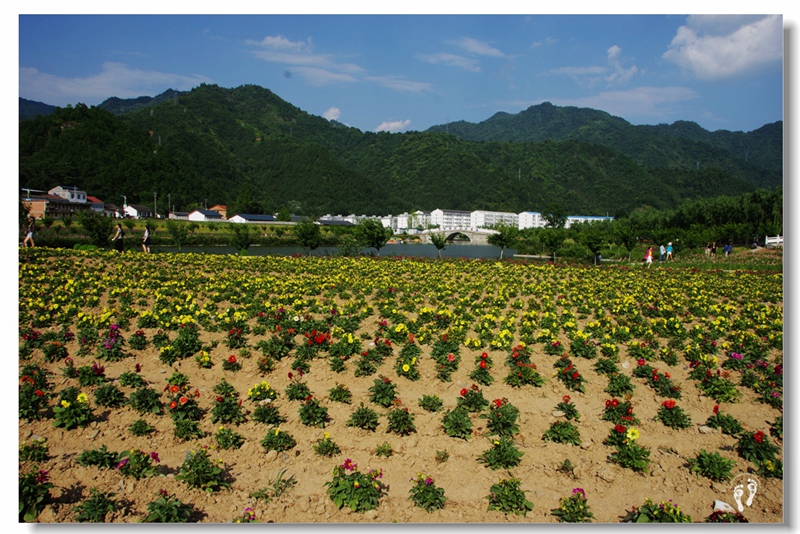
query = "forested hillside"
xmin=19 ymin=84 xmax=781 ymax=217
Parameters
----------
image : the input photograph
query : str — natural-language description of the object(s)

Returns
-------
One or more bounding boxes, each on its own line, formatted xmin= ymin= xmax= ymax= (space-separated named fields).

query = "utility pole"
xmin=154 ymin=192 xmax=157 ymax=218
xmin=168 ymin=193 xmax=171 ymax=216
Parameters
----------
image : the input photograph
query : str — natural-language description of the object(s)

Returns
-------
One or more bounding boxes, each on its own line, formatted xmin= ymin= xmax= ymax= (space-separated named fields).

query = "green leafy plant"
xmin=375 ymin=442 xmax=393 ymax=457
xmin=656 ymin=400 xmax=692 ymax=429
xmin=175 ymin=448 xmax=230 ymax=493
xmin=314 ymin=432 xmax=341 ymax=457
xmin=173 ymin=419 xmax=205 ymax=441
xmin=324 ymin=459 xmax=386 ymax=513
xmin=604 ymin=372 xmax=635 ymax=397
xmin=557 ymin=458 xmax=577 ymax=479
xmin=77 ymin=363 xmax=107 ymax=387
xmin=346 ymin=403 xmax=380 ymax=432
xmin=210 ymin=393 xmax=246 ymax=425
xmin=687 ymin=449 xmax=735 ymax=482
xmin=251 ymin=468 xmax=297 ymax=502
xmin=602 ymin=397 xmax=639 ymax=425
xmin=368 ymin=375 xmax=398 ymax=408
xmin=553 ymin=395 xmax=580 ymax=421
xmin=769 ymin=415 xmax=782 ymax=439
xmin=73 ymin=487 xmax=117 ymax=522
xmin=409 ymin=473 xmax=447 ymax=512
xmin=486 ymin=478 xmax=533 ymax=516
xmin=128 ymin=387 xmax=163 ymax=415
xmin=252 ymin=404 xmax=287 ymax=426
xmin=457 ymin=384 xmax=489 ymax=412
xmin=736 ymin=430 xmax=780 ymax=463
xmin=328 ymin=383 xmax=353 ymax=404
xmin=118 ymin=371 xmax=147 ymax=389
xmin=128 ymin=330 xmax=148 ymax=351
xmin=76 ymin=445 xmax=119 ymax=468
xmin=142 ymin=490 xmax=194 ymax=523
xmin=480 ymin=397 xmax=520 ymax=437
xmin=610 ymin=441 xmax=651 ymax=472
xmin=19 ymin=468 xmax=53 ymax=522
xmin=479 ymin=437 xmax=524 ymax=469
xmin=706 ymin=510 xmax=749 ymax=523
xmin=129 ymin=419 xmax=155 ymax=437
xmin=261 ymin=427 xmax=297 ymax=452
xmin=705 ymin=405 xmax=744 ymax=435
xmin=418 ymin=394 xmax=443 ymax=412
xmin=543 ymin=421 xmax=582 ymax=446
xmin=285 ymin=374 xmax=312 ymax=401
xmin=298 ymin=396 xmax=330 ymax=427
xmin=93 ymin=383 xmax=126 ymax=407
xmin=698 ymin=373 xmax=742 ymax=403
xmin=621 ymin=497 xmax=692 ymax=523
xmin=551 ymin=488 xmax=594 ymax=523
xmin=116 ymin=449 xmax=160 ymax=480
xmin=52 ymin=389 xmax=94 ymax=430
xmin=248 ymin=380 xmax=279 ymax=402
xmin=222 ymin=354 xmax=242 ymax=372
xmin=435 ymin=449 xmax=449 ymax=464
xmin=19 ymin=382 xmax=49 ymax=422
xmin=442 ymin=406 xmax=473 ymax=440
xmin=19 ymin=439 xmax=49 ymax=463
xmin=386 ymin=403 xmax=417 ymax=435
xmin=214 ymin=426 xmax=245 ymax=450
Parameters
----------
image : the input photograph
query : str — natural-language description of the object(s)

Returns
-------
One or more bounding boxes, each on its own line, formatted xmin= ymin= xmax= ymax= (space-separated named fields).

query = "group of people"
xmin=645 ymin=242 xmax=674 ymax=267
xmin=111 ymin=223 xmax=151 ymax=253
xmin=20 ymin=215 xmax=151 ymax=253
xmin=704 ymin=241 xmax=733 ymax=260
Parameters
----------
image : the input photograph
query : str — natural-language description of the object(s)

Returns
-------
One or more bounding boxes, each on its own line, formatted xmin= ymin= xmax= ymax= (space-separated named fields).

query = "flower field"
xmin=18 ymin=248 xmax=783 ymax=523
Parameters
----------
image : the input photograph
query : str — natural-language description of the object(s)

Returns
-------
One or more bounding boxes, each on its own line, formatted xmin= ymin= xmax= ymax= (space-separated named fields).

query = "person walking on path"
xmin=666 ymin=242 xmax=674 ymax=261
xmin=23 ymin=216 xmax=36 ymax=248
xmin=710 ymin=241 xmax=717 ymax=261
xmin=141 ymin=224 xmax=151 ymax=253
xmin=659 ymin=244 xmax=666 ymax=262
xmin=645 ymin=246 xmax=654 ymax=267
xmin=111 ymin=223 xmax=125 ymax=253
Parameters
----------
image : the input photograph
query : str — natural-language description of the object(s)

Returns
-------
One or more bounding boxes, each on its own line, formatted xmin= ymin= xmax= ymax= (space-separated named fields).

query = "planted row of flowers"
xmin=19 ymin=249 xmax=782 ymax=522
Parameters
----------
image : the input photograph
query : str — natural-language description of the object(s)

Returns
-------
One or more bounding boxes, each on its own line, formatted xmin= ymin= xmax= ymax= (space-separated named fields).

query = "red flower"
xmin=179 ymin=396 xmax=188 ymax=405
xmin=35 ymin=389 xmax=44 ymax=397
xmin=611 ymin=399 xmax=619 ymax=408
xmin=571 ymin=371 xmax=579 ymax=379
xmin=288 ymin=372 xmax=293 ymax=380
xmin=494 ymin=398 xmax=503 ymax=407
xmin=479 ymin=360 xmax=487 ymax=369
xmin=637 ymin=358 xmax=645 ymax=366
xmin=662 ymin=399 xmax=677 ymax=409
xmin=169 ymin=385 xmax=179 ymax=393
xmin=216 ymin=396 xmax=224 ymax=403
xmin=481 ymin=352 xmax=488 ymax=360
xmin=169 ymin=401 xmax=177 ymax=409
xmin=712 ymin=404 xmax=719 ymax=414
xmin=228 ymin=355 xmax=237 ymax=364
xmin=754 ymin=431 xmax=765 ymax=444
xmin=615 ymin=424 xmax=627 ymax=434
xmin=460 ymin=388 xmax=468 ymax=397
xmin=562 ymin=395 xmax=571 ymax=403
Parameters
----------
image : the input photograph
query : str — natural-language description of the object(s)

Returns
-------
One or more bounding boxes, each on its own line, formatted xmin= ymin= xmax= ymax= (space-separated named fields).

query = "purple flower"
xmin=425 ymin=477 xmax=434 ymax=486
xmin=771 ymin=391 xmax=780 ymax=398
xmin=150 ymin=451 xmax=160 ymax=463
xmin=572 ymin=488 xmax=586 ymax=499
xmin=116 ymin=458 xmax=129 ymax=470
xmin=730 ymin=352 xmax=743 ymax=360
xmin=36 ymin=470 xmax=50 ymax=484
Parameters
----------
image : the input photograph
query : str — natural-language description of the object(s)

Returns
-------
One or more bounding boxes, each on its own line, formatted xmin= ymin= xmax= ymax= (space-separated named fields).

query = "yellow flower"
xmin=626 ymin=428 xmax=639 ymax=441
xmin=275 ymin=428 xmax=281 ymax=436
xmin=60 ymin=400 xmax=70 ymax=408
xmin=402 ymin=364 xmax=410 ymax=372
xmin=324 ymin=432 xmax=330 ymax=440
xmin=76 ymin=392 xmax=88 ymax=404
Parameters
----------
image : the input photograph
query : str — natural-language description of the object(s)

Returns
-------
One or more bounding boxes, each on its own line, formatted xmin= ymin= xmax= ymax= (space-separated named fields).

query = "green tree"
xmin=430 ymin=233 xmax=447 ymax=258
xmin=487 ymin=223 xmax=519 ymax=260
xmin=165 ymin=220 xmax=190 ymax=251
xmin=295 ymin=218 xmax=323 ymax=255
xmin=539 ymin=227 xmax=565 ymax=262
xmin=226 ymin=223 xmax=256 ymax=252
xmin=276 ymin=207 xmax=291 ymax=222
xmin=77 ymin=210 xmax=115 ymax=248
xmin=576 ymin=220 xmax=612 ymax=264
xmin=543 ymin=203 xmax=568 ymax=229
xmin=123 ymin=219 xmax=136 ymax=233
xmin=355 ymin=218 xmax=393 ymax=256
xmin=613 ymin=220 xmax=638 ymax=260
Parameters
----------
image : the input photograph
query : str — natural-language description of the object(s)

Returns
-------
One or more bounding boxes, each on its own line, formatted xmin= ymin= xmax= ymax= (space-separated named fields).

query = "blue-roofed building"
xmin=188 ymin=209 xmax=223 ymax=222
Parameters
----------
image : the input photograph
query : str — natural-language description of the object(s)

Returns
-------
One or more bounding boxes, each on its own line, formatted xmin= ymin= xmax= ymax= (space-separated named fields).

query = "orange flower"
xmin=169 ymin=385 xmax=179 ymax=393
xmin=179 ymin=396 xmax=188 ymax=405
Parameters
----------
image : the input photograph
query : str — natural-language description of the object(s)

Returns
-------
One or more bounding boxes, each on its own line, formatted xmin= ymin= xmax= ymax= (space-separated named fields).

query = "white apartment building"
xmin=565 ymin=215 xmax=614 ymax=228
xmin=49 ymin=185 xmax=87 ymax=203
xmin=471 ymin=210 xmax=519 ymax=229
xmin=518 ymin=211 xmax=547 ymax=230
xmin=431 ymin=208 xmax=471 ymax=230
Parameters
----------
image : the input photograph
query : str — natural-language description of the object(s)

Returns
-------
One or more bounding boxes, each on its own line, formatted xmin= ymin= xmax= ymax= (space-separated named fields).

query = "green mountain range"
xmin=19 ymin=84 xmax=782 ymax=217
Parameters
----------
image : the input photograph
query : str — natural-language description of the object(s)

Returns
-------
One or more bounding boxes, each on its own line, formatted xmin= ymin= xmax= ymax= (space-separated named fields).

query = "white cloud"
xmin=375 ymin=119 xmax=411 ymax=133
xmin=531 ymin=37 xmax=557 ymax=48
xmin=290 ymin=67 xmax=359 ymax=86
xmin=663 ymin=15 xmax=782 ymax=81
xmin=548 ymin=45 xmax=637 ymax=87
xmin=323 ymin=107 xmax=341 ymax=120
xmin=245 ymin=35 xmax=313 ymax=52
xmin=19 ymin=62 xmax=212 ymax=106
xmin=451 ymin=37 xmax=506 ymax=58
xmin=417 ymin=52 xmax=481 ymax=72
xmin=365 ymin=76 xmax=432 ymax=93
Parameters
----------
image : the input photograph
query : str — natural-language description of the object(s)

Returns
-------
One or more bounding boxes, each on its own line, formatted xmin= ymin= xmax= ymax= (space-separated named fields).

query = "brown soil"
xmin=20 ymin=323 xmax=783 ymax=524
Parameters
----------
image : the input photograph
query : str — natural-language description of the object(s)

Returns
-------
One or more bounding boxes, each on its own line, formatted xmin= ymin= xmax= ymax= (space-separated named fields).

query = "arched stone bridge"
xmin=417 ymin=229 xmax=498 ymax=245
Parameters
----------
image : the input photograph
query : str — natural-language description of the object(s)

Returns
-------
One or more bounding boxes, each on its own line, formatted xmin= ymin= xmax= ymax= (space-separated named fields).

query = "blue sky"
xmin=16 ymin=13 xmax=786 ymax=135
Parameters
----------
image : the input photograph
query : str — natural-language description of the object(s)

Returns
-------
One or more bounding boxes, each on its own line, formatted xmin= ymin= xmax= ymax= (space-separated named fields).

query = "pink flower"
xmin=446 ymin=353 xmax=455 ymax=362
